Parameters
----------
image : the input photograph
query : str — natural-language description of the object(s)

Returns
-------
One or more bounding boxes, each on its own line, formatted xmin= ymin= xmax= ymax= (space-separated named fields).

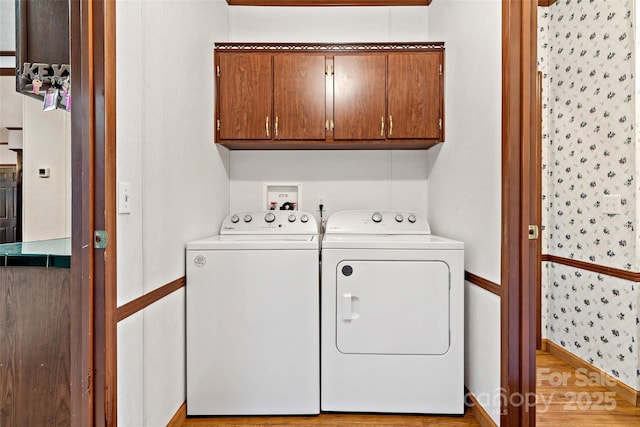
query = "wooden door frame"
xmin=69 ymin=0 xmax=115 ymax=426
xmin=502 ymin=0 xmax=538 ymax=426
xmin=69 ymin=0 xmax=93 ymax=425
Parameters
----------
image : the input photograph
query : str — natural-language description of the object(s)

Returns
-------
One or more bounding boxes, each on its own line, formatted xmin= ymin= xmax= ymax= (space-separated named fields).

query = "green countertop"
xmin=0 ymin=238 xmax=71 ymax=268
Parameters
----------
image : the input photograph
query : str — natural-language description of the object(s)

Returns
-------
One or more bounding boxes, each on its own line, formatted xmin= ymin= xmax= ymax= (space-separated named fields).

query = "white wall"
xmin=0 ymin=0 xmax=14 ymax=52
xmin=229 ymin=6 xmax=428 ymax=42
xmin=21 ymin=96 xmax=71 ymax=241
xmin=0 ymin=144 xmax=16 ymax=164
xmin=0 ymin=75 xmax=20 ymax=165
xmin=0 ymin=76 xmax=22 ymax=143
xmin=115 ymin=0 xmax=230 ymax=425
xmin=230 ymin=150 xmax=428 ymax=220
xmin=228 ymin=6 xmax=430 ymax=220
xmin=427 ymin=1 xmax=502 ymax=424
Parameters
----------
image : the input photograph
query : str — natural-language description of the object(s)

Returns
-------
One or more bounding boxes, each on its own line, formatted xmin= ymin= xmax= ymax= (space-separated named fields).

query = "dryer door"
xmin=336 ymin=260 xmax=450 ymax=355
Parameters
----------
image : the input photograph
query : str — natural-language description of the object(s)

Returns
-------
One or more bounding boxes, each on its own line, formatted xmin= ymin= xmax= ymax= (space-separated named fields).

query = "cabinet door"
xmin=217 ymin=53 xmax=272 ymax=140
xmin=387 ymin=53 xmax=442 ymax=140
xmin=333 ymin=55 xmax=386 ymax=140
xmin=273 ymin=55 xmax=326 ymax=140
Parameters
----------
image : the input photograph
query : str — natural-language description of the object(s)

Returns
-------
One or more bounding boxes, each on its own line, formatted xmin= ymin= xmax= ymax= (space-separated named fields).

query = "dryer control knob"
xmin=372 ymin=212 xmax=383 ymax=223
xmin=230 ymin=215 xmax=240 ymax=223
xmin=395 ymin=214 xmax=404 ymax=223
xmin=300 ymin=214 xmax=309 ymax=223
xmin=244 ymin=214 xmax=253 ymax=223
xmin=407 ymin=214 xmax=417 ymax=223
xmin=288 ymin=214 xmax=296 ymax=222
xmin=264 ymin=212 xmax=276 ymax=223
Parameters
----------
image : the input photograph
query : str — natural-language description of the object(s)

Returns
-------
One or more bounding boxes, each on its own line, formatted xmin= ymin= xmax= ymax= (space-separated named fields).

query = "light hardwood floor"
xmin=183 ymin=351 xmax=640 ymax=427
xmin=536 ymin=350 xmax=640 ymax=426
xmin=183 ymin=412 xmax=480 ymax=427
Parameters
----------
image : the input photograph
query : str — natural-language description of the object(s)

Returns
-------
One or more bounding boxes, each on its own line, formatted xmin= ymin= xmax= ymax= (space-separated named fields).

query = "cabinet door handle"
xmin=380 ymin=116 xmax=385 ymax=137
xmin=389 ymin=115 xmax=393 ymax=137
xmin=266 ymin=116 xmax=270 ymax=137
xmin=275 ymin=116 xmax=279 ymax=138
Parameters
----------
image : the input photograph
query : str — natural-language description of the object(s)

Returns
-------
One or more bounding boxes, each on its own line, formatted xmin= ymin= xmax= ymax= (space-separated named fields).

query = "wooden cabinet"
xmin=217 ymin=53 xmax=272 ymax=140
xmin=333 ymin=55 xmax=387 ymax=141
xmin=15 ymin=0 xmax=71 ymax=101
xmin=214 ymin=43 xmax=444 ymax=149
xmin=273 ymin=55 xmax=326 ymax=140
xmin=387 ymin=53 xmax=442 ymax=140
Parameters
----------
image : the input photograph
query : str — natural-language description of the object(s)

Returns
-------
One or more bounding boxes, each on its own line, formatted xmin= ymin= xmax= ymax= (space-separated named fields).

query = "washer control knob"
xmin=288 ymin=214 xmax=296 ymax=222
xmin=372 ymin=212 xmax=383 ymax=223
xmin=300 ymin=214 xmax=309 ymax=223
xmin=243 ymin=214 xmax=253 ymax=223
xmin=230 ymin=215 xmax=240 ymax=223
xmin=408 ymin=214 xmax=417 ymax=223
xmin=264 ymin=212 xmax=276 ymax=223
xmin=395 ymin=214 xmax=404 ymax=223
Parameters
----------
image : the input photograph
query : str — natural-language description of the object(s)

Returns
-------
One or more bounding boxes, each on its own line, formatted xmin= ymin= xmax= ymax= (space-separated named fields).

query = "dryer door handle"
xmin=341 ymin=293 xmax=353 ymax=320
xmin=341 ymin=293 xmax=360 ymax=320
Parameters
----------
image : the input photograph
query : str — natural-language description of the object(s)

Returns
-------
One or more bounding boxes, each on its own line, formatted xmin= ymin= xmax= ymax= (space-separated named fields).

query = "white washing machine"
xmin=186 ymin=210 xmax=319 ymax=415
xmin=321 ymin=210 xmax=464 ymax=414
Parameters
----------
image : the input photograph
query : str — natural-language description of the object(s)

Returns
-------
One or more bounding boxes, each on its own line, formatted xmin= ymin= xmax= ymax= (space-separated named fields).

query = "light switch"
xmin=118 ymin=181 xmax=131 ymax=214
xmin=602 ymin=194 xmax=621 ymax=215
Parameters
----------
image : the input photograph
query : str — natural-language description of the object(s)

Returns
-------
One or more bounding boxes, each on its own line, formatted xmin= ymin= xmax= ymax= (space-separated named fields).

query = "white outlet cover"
xmin=263 ymin=182 xmax=300 ymax=211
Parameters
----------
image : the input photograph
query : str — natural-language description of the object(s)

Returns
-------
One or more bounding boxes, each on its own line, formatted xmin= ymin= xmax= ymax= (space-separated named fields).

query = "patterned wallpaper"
xmin=546 ymin=0 xmax=635 ymax=271
xmin=539 ymin=0 xmax=640 ymax=390
xmin=547 ymin=262 xmax=638 ymax=388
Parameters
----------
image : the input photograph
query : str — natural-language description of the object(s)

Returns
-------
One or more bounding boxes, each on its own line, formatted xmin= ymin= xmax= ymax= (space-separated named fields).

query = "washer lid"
xmin=322 ymin=233 xmax=463 ymax=250
xmin=325 ymin=210 xmax=431 ymax=235
xmin=187 ymin=234 xmax=319 ymax=250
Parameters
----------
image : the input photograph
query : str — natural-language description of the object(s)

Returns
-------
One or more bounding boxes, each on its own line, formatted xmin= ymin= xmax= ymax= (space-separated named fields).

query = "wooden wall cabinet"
xmin=214 ymin=42 xmax=444 ymax=149
xmin=274 ymin=55 xmax=327 ymax=140
xmin=15 ymin=0 xmax=71 ymax=100
xmin=217 ymin=53 xmax=272 ymax=140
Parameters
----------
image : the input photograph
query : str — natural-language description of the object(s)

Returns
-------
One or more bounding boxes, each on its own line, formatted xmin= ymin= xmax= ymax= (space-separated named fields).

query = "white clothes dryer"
xmin=186 ymin=211 xmax=319 ymax=415
xmin=321 ymin=210 xmax=464 ymax=414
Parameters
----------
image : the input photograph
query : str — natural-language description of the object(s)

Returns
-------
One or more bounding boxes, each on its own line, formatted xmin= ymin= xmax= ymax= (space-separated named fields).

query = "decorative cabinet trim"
xmin=226 ymin=1 xmax=432 ymax=6
xmin=215 ymin=42 xmax=444 ymax=52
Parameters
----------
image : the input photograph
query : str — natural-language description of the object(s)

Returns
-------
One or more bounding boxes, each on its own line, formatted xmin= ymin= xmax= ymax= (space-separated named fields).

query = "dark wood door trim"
xmin=103 ymin=0 xmax=118 ymax=424
xmin=70 ymin=0 xmax=95 ymax=425
xmin=502 ymin=0 xmax=538 ymax=425
xmin=69 ymin=0 xmax=115 ymax=425
xmin=535 ymin=71 xmax=543 ymax=350
xmin=90 ymin=0 xmax=118 ymax=425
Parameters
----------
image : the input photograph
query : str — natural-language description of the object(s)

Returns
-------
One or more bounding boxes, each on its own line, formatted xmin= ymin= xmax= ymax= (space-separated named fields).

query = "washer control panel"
xmin=325 ymin=210 xmax=431 ymax=235
xmin=221 ymin=211 xmax=317 ymax=234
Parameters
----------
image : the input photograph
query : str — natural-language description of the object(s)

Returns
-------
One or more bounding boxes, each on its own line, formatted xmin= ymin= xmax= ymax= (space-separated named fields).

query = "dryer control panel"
xmin=221 ymin=210 xmax=318 ymax=235
xmin=325 ymin=210 xmax=431 ymax=235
